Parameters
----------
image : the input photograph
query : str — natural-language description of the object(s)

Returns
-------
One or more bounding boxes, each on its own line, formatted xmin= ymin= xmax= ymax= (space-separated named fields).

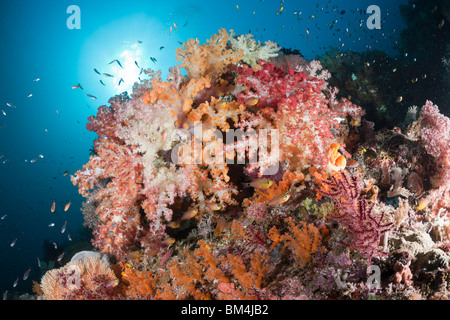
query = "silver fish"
xmin=85 ymin=94 xmax=97 ymax=100
xmin=1 ymin=214 xmax=7 ymax=220
xmin=61 ymin=221 xmax=67 ymax=233
xmin=10 ymin=238 xmax=17 ymax=247
xmin=57 ymin=252 xmax=65 ymax=262
xmin=13 ymin=278 xmax=18 ymax=288
xmin=23 ymin=268 xmax=31 ymax=281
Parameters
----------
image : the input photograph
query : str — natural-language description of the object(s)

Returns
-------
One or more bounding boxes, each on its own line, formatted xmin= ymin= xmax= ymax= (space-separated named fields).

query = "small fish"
xmin=163 ymin=237 xmax=175 ymax=245
xmin=51 ymin=200 xmax=56 ymax=212
xmin=2 ymin=110 xmax=7 ymax=116
xmin=53 ymin=242 xmax=57 ymax=249
xmin=160 ymin=46 xmax=164 ymax=50
xmin=61 ymin=221 xmax=67 ymax=233
xmin=173 ymin=22 xmax=177 ymax=31
xmin=6 ymin=102 xmax=15 ymax=108
xmin=214 ymin=217 xmax=226 ymax=237
xmin=27 ymin=94 xmax=33 ymax=98
xmin=245 ymin=97 xmax=258 ymax=107
xmin=134 ymin=61 xmax=140 ymax=68
xmin=278 ymin=6 xmax=283 ymax=13
xmin=137 ymin=40 xmax=142 ymax=43
xmin=363 ymin=148 xmax=378 ymax=159
xmin=392 ymin=68 xmax=397 ymax=72
xmin=33 ymin=78 xmax=40 ymax=82
xmin=85 ymin=94 xmax=97 ymax=100
xmin=167 ymin=221 xmax=180 ymax=228
xmin=108 ymin=59 xmax=123 ymax=68
xmin=242 ymin=178 xmax=273 ymax=189
xmin=94 ymin=68 xmax=101 ymax=75
xmin=3 ymin=291 xmax=7 ymax=300
xmin=102 ymin=73 xmax=114 ymax=77
xmin=236 ymin=4 xmax=239 ymax=11
xmin=72 ymin=83 xmax=83 ymax=90
xmin=183 ymin=20 xmax=188 ymax=27
xmin=396 ymin=96 xmax=403 ymax=103
xmin=68 ymin=234 xmax=72 ymax=241
xmin=346 ymin=159 xmax=359 ymax=168
xmin=438 ymin=19 xmax=445 ymax=29
xmin=207 ymin=203 xmax=222 ymax=211
xmin=181 ymin=208 xmax=198 ymax=220
xmin=150 ymin=57 xmax=157 ymax=63
xmin=169 ymin=26 xmax=172 ymax=35
xmin=118 ymin=78 xmax=124 ymax=86
xmin=63 ymin=170 xmax=71 ymax=176
xmin=268 ymin=193 xmax=290 ymax=206
xmin=1 ymin=214 xmax=7 ymax=220
xmin=13 ymin=278 xmax=18 ymax=288
xmin=56 ymin=109 xmax=59 ymax=115
xmin=10 ymin=238 xmax=17 ymax=247
xmin=48 ymin=223 xmax=55 ymax=227
xmin=177 ymin=41 xmax=183 ymax=45
xmin=57 ymin=252 xmax=65 ymax=262
xmin=23 ymin=268 xmax=31 ymax=281
xmin=37 ymin=257 xmax=41 ymax=268
xmin=105 ymin=279 xmax=119 ymax=288
xmin=64 ymin=201 xmax=71 ymax=212
xmin=100 ymin=80 xmax=105 ymax=86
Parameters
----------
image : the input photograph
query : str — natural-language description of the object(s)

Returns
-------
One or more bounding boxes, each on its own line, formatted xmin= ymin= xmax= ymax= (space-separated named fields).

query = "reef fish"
xmin=23 ymin=268 xmax=31 ymax=281
xmin=64 ymin=201 xmax=71 ymax=212
xmin=51 ymin=200 xmax=56 ymax=212
xmin=268 ymin=193 xmax=291 ymax=206
xmin=72 ymin=83 xmax=83 ymax=90
xmin=181 ymin=208 xmax=198 ymax=220
xmin=242 ymin=179 xmax=273 ymax=189
xmin=108 ymin=59 xmax=123 ymax=68
xmin=61 ymin=221 xmax=67 ymax=233
xmin=10 ymin=238 xmax=17 ymax=247
xmin=85 ymin=94 xmax=97 ymax=100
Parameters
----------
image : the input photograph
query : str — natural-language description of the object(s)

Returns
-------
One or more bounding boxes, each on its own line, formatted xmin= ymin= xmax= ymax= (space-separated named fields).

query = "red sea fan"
xmin=319 ymin=171 xmax=392 ymax=262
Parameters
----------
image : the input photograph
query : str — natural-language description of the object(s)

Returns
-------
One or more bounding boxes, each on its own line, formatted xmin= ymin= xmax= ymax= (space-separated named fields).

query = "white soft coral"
xmin=228 ymin=30 xmax=280 ymax=66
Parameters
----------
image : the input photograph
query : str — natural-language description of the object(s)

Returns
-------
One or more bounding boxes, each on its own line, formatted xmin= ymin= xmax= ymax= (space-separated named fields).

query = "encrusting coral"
xmin=37 ymin=28 xmax=450 ymax=300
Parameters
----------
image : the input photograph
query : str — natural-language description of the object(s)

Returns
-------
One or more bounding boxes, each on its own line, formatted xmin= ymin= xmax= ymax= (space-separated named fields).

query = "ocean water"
xmin=0 ymin=0 xmax=448 ymax=299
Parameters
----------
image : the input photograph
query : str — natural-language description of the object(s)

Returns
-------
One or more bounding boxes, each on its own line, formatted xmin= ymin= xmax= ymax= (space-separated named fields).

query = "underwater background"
xmin=0 ymin=0 xmax=448 ymax=300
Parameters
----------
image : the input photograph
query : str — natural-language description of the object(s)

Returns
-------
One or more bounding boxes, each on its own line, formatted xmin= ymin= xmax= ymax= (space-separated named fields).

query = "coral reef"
xmin=38 ymin=28 xmax=450 ymax=300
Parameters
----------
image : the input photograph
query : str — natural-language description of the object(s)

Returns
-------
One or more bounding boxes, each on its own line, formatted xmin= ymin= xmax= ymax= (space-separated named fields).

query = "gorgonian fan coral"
xmin=37 ymin=28 xmax=450 ymax=300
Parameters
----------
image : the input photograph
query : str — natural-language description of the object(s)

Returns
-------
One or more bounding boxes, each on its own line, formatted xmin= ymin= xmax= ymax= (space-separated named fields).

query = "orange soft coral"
xmin=268 ymin=217 xmax=322 ymax=268
xmin=175 ymin=28 xmax=244 ymax=79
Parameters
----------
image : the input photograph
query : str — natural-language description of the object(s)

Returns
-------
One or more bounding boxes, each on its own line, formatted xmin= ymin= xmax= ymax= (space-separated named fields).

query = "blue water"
xmin=0 ymin=0 xmax=411 ymax=297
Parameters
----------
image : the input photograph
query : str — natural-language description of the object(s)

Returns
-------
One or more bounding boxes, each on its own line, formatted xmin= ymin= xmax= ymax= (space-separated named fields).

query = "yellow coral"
xmin=175 ymin=28 xmax=243 ymax=79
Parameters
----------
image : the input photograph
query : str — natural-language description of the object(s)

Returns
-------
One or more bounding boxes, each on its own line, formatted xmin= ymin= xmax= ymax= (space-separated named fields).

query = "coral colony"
xmin=38 ymin=29 xmax=450 ymax=300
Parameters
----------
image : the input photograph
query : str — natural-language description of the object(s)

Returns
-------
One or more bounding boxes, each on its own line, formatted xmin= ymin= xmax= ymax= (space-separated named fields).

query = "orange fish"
xmin=181 ymin=208 xmax=198 ymax=220
xmin=207 ymin=203 xmax=222 ymax=211
xmin=64 ymin=201 xmax=71 ymax=212
xmin=242 ymin=178 xmax=273 ymax=189
xmin=163 ymin=237 xmax=175 ymax=245
xmin=51 ymin=200 xmax=55 ymax=213
xmin=268 ymin=193 xmax=290 ymax=206
xmin=245 ymin=97 xmax=259 ymax=107
xmin=214 ymin=217 xmax=226 ymax=237
xmin=167 ymin=221 xmax=180 ymax=228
